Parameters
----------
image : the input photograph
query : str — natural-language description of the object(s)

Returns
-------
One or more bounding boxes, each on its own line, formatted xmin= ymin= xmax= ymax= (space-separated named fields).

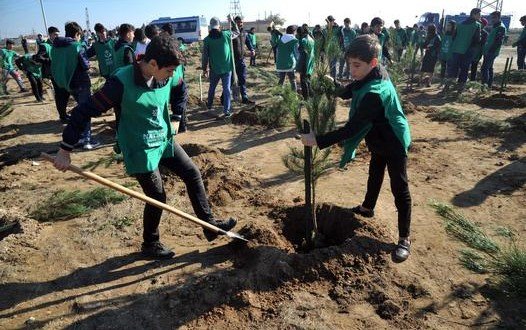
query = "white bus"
xmin=149 ymin=16 xmax=208 ymax=43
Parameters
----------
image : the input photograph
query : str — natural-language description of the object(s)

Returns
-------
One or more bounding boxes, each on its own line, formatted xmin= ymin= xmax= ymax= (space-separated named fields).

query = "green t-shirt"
xmin=1 ymin=48 xmax=19 ymax=70
xmin=203 ymin=30 xmax=233 ymax=75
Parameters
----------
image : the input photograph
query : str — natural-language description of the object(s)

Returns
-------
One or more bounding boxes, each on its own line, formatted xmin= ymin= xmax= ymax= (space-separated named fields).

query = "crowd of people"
xmin=0 ymin=8 xmax=524 ymax=261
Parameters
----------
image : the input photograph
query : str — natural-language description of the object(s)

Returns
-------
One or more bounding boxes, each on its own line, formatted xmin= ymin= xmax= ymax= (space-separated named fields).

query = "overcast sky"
xmin=0 ymin=0 xmax=524 ymax=38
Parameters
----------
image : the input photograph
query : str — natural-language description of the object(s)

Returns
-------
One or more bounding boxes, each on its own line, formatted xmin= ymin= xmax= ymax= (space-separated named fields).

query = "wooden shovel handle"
xmin=40 ymin=153 xmax=224 ymax=234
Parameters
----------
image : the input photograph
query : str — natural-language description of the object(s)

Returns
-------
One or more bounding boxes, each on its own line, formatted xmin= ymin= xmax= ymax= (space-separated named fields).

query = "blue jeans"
xmin=235 ymin=58 xmax=248 ymax=100
xmin=517 ymin=45 xmax=525 ymax=70
xmin=447 ymin=50 xmax=474 ymax=84
xmin=480 ymin=52 xmax=497 ymax=88
xmin=207 ymin=71 xmax=231 ymax=115
xmin=330 ymin=58 xmax=338 ymax=79
xmin=71 ymin=87 xmax=92 ymax=143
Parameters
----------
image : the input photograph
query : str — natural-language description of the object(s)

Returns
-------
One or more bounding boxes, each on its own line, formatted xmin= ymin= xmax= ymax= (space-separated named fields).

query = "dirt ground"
xmin=0 ymin=44 xmax=525 ymax=329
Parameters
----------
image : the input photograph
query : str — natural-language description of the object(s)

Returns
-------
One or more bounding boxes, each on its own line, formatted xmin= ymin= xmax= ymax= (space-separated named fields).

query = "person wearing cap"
xmin=480 ymin=11 xmax=507 ymax=88
xmin=1 ymin=39 xmax=27 ymax=94
xmin=444 ymin=8 xmax=481 ymax=93
xmin=469 ymin=17 xmax=488 ymax=81
xmin=202 ymin=16 xmax=240 ymax=119
xmin=512 ymin=15 xmax=526 ymax=70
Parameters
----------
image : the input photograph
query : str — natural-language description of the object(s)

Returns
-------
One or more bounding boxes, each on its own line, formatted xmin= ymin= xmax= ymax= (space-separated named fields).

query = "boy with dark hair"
xmin=439 ymin=20 xmax=456 ymax=81
xmin=359 ymin=22 xmax=370 ymax=35
xmin=231 ymin=16 xmax=255 ymax=104
xmin=34 ymin=26 xmax=68 ymax=121
xmin=370 ymin=17 xmax=392 ymax=64
xmin=445 ymin=8 xmax=481 ymax=92
xmin=86 ymin=23 xmax=116 ymax=79
xmin=1 ymin=39 xmax=27 ymax=94
xmin=323 ymin=15 xmax=340 ymax=79
xmin=113 ymin=23 xmax=136 ymax=71
xmin=133 ymin=28 xmax=150 ymax=58
xmin=469 ymin=18 xmax=488 ymax=81
xmin=267 ymin=23 xmax=282 ymax=62
xmin=419 ymin=24 xmax=441 ymax=87
xmin=276 ymin=25 xmax=299 ymax=90
xmin=161 ymin=23 xmax=174 ymax=37
xmin=202 ymin=16 xmax=240 ymax=119
xmin=51 ymin=21 xmax=99 ymax=150
xmin=300 ymin=34 xmax=412 ymax=262
xmin=15 ymin=52 xmax=44 ymax=101
xmin=53 ymin=36 xmax=237 ymax=259
xmin=145 ymin=24 xmax=160 ymax=40
xmin=339 ymin=18 xmax=356 ymax=79
xmin=296 ymin=25 xmax=315 ymax=99
xmin=393 ymin=20 xmax=408 ymax=61
xmin=512 ymin=16 xmax=526 ymax=70
xmin=247 ymin=27 xmax=257 ymax=66
xmin=481 ymin=11 xmax=507 ymax=88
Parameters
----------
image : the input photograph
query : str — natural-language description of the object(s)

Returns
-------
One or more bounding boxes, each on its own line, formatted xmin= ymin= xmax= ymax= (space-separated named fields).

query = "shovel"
xmin=198 ymin=72 xmax=203 ymax=102
xmin=41 ymin=153 xmax=248 ymax=242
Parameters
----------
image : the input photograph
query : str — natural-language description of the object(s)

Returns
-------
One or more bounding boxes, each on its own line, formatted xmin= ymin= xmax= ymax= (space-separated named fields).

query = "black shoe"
xmin=170 ymin=114 xmax=182 ymax=121
xmin=393 ymin=239 xmax=411 ymax=262
xmin=241 ymin=99 xmax=255 ymax=105
xmin=203 ymin=217 xmax=237 ymax=242
xmin=60 ymin=115 xmax=71 ymax=124
xmin=141 ymin=241 xmax=175 ymax=259
xmin=351 ymin=205 xmax=374 ymax=218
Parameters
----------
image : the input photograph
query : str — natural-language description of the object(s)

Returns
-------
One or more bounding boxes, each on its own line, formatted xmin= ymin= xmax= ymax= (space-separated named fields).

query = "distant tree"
xmin=267 ymin=14 xmax=285 ymax=26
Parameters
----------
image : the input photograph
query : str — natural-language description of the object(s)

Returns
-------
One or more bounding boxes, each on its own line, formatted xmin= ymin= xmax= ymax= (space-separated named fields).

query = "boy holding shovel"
xmin=300 ymin=34 xmax=413 ymax=262
xmin=53 ymin=36 xmax=237 ymax=259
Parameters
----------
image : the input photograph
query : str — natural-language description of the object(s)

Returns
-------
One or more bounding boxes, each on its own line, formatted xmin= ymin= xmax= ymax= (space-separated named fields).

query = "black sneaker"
xmin=351 ymin=205 xmax=374 ymax=218
xmin=241 ymin=99 xmax=255 ymax=105
xmin=393 ymin=239 xmax=411 ymax=262
xmin=141 ymin=241 xmax=175 ymax=259
xmin=203 ymin=218 xmax=237 ymax=242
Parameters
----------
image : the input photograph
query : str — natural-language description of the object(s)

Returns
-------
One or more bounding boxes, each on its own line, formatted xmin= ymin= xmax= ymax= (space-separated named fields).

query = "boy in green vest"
xmin=393 ymin=20 xmax=408 ymax=61
xmin=370 ymin=17 xmax=392 ymax=65
xmin=86 ymin=23 xmax=116 ymax=79
xmin=247 ymin=27 xmax=257 ymax=66
xmin=338 ymin=18 xmax=356 ymax=80
xmin=267 ymin=23 xmax=282 ymax=62
xmin=113 ymin=23 xmax=136 ymax=72
xmin=276 ymin=25 xmax=299 ymax=90
xmin=469 ymin=18 xmax=488 ymax=81
xmin=300 ymin=34 xmax=413 ymax=262
xmin=1 ymin=39 xmax=27 ymax=95
xmin=15 ymin=53 xmax=43 ymax=102
xmin=439 ymin=20 xmax=456 ymax=81
xmin=53 ymin=36 xmax=237 ymax=259
xmin=296 ymin=26 xmax=315 ymax=99
xmin=512 ymin=15 xmax=526 ymax=70
xmin=445 ymin=8 xmax=481 ymax=93
xmin=202 ymin=16 xmax=240 ymax=118
xmin=51 ymin=21 xmax=99 ymax=150
xmin=480 ymin=11 xmax=507 ymax=88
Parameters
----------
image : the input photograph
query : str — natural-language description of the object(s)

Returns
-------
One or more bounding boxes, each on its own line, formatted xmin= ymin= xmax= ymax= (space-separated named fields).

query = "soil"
xmin=476 ymin=93 xmax=526 ymax=109
xmin=0 ymin=45 xmax=525 ymax=329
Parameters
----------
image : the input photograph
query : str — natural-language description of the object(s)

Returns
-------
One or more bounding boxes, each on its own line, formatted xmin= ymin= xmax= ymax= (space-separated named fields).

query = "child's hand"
xmin=300 ymin=132 xmax=317 ymax=147
xmin=53 ymin=148 xmax=71 ymax=172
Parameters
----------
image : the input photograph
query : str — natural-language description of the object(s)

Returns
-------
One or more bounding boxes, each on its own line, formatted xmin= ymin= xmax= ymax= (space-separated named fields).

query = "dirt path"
xmin=0 ymin=46 xmax=525 ymax=329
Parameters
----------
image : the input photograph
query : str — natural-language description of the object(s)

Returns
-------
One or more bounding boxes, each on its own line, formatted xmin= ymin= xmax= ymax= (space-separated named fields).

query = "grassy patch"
xmin=428 ymin=107 xmax=512 ymax=136
xmin=82 ymin=153 xmax=124 ymax=171
xmin=431 ymin=202 xmax=526 ymax=297
xmin=31 ymin=187 xmax=127 ymax=221
xmin=0 ymin=102 xmax=13 ymax=120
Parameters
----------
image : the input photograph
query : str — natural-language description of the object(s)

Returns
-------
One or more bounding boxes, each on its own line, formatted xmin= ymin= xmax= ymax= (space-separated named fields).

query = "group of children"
xmin=0 ymin=10 xmax=523 ymax=262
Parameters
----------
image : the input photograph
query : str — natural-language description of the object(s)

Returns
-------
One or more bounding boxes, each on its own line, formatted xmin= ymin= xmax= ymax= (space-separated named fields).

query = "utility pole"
xmin=85 ymin=7 xmax=91 ymax=32
xmin=476 ymin=0 xmax=504 ymax=14
xmin=39 ymin=0 xmax=49 ymax=33
xmin=229 ymin=0 xmax=242 ymax=19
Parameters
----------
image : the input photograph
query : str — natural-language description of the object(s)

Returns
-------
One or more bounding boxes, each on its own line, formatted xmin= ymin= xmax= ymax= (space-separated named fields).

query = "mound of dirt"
xmin=476 ymin=94 xmax=526 ymax=109
xmin=187 ymin=94 xmax=205 ymax=107
xmin=0 ymin=209 xmax=43 ymax=262
xmin=164 ymin=143 xmax=258 ymax=206
xmin=231 ymin=109 xmax=259 ymax=126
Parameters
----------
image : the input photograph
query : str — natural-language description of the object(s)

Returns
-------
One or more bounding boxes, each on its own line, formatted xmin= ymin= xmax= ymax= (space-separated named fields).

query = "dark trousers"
xmin=27 ymin=73 xmax=43 ymax=101
xmin=134 ymin=143 xmax=213 ymax=243
xmin=470 ymin=58 xmax=481 ymax=81
xmin=439 ymin=60 xmax=447 ymax=79
xmin=278 ymin=71 xmax=297 ymax=90
xmin=517 ymin=45 xmax=526 ymax=70
xmin=362 ymin=153 xmax=412 ymax=238
xmin=54 ymin=84 xmax=92 ymax=141
xmin=234 ymin=58 xmax=248 ymax=100
xmin=299 ymin=72 xmax=311 ymax=99
xmin=338 ymin=57 xmax=349 ymax=79
xmin=447 ymin=50 xmax=474 ymax=85
xmin=171 ymin=80 xmax=188 ymax=132
xmin=480 ymin=53 xmax=497 ymax=88
xmin=250 ymin=54 xmax=256 ymax=66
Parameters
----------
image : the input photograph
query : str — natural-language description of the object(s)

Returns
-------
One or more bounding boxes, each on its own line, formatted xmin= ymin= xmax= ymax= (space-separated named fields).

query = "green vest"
xmin=114 ymin=65 xmax=178 ymax=175
xmin=113 ymin=44 xmax=134 ymax=72
xmin=340 ymin=77 xmax=411 ymax=167
xmin=439 ymin=34 xmax=453 ymax=61
xmin=299 ymin=36 xmax=315 ymax=75
xmin=42 ymin=41 xmax=53 ymax=59
xmin=270 ymin=30 xmax=281 ymax=47
xmin=248 ymin=33 xmax=257 ymax=47
xmin=276 ymin=37 xmax=299 ymax=71
xmin=203 ymin=30 xmax=232 ymax=75
xmin=93 ymin=39 xmax=116 ymax=77
xmin=51 ymin=42 xmax=83 ymax=91
xmin=342 ymin=27 xmax=357 ymax=49
xmin=395 ymin=28 xmax=407 ymax=47
xmin=375 ymin=32 xmax=386 ymax=61
xmin=484 ymin=22 xmax=506 ymax=56
xmin=451 ymin=20 xmax=481 ymax=54
xmin=21 ymin=54 xmax=42 ymax=78
xmin=1 ymin=48 xmax=18 ymax=70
